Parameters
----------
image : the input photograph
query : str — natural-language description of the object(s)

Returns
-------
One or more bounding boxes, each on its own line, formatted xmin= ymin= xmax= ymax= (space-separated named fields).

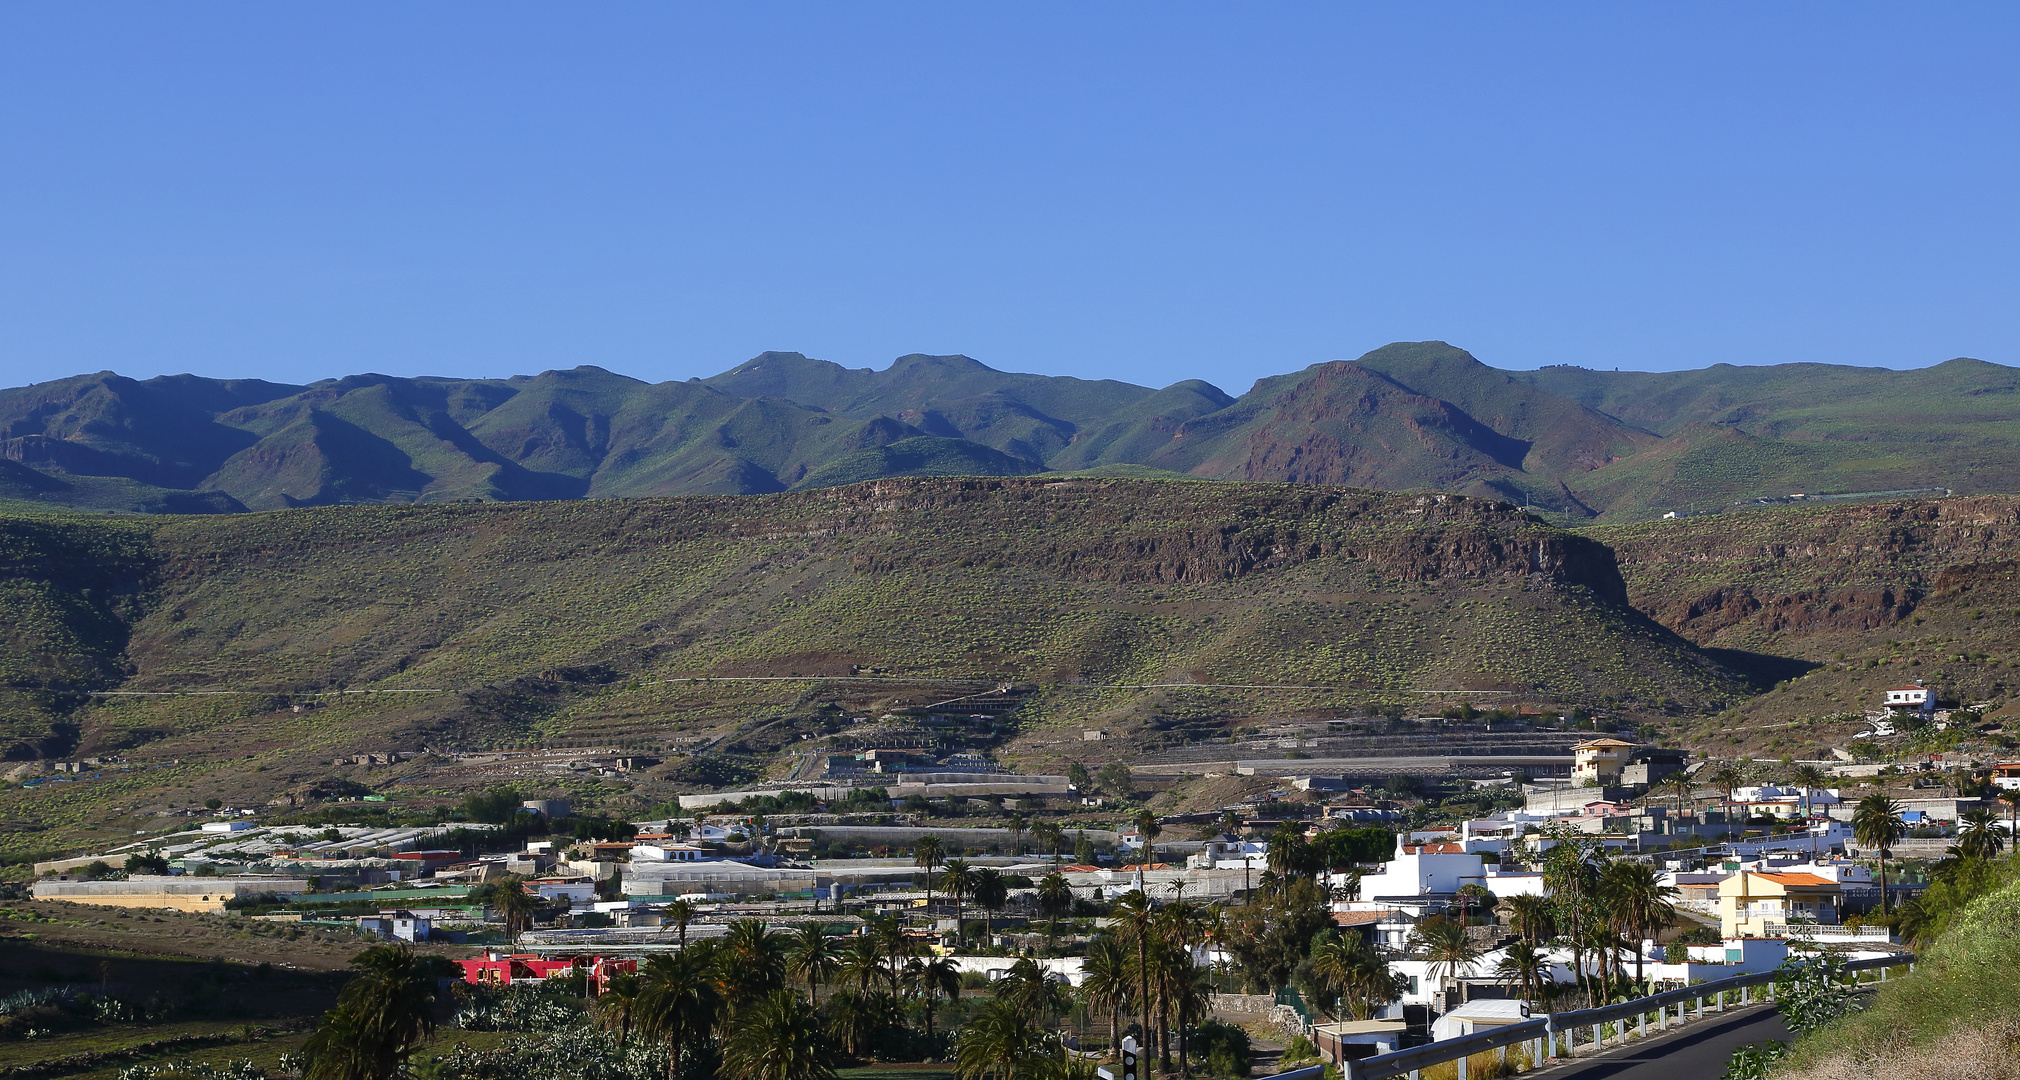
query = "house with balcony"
xmin=1718 ymin=871 xmax=1842 ymax=938
xmin=1571 ymin=738 xmax=1634 ymax=786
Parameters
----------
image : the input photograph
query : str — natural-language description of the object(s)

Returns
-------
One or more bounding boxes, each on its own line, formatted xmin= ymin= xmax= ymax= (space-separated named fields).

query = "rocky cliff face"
xmin=1598 ymin=495 xmax=2020 ymax=647
xmin=673 ymin=477 xmax=1634 ymax=598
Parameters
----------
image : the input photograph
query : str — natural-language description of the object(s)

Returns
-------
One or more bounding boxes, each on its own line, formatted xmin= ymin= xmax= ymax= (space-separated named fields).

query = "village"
xmin=23 ymin=678 xmax=2020 ymax=1067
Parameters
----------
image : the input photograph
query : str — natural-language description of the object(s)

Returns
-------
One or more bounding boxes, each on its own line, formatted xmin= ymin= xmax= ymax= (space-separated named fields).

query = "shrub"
xmin=1191 ymin=1020 xmax=1251 ymax=1079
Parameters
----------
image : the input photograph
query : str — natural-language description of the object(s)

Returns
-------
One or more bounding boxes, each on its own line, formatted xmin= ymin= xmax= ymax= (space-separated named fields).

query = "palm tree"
xmin=1306 ymin=935 xmax=1361 ymax=1019
xmin=1853 ymin=793 xmax=1908 ymax=914
xmin=721 ymin=989 xmax=836 ymax=1080
xmin=481 ymin=876 xmax=539 ymax=944
xmin=1958 ymin=807 xmax=2006 ymax=860
xmin=1037 ymin=872 xmax=1072 ymax=937
xmin=594 ymin=972 xmax=641 ymax=1048
xmin=871 ymin=913 xmax=911 ymax=991
xmin=1598 ymin=861 xmax=1677 ymax=988
xmin=305 ymin=944 xmax=458 ymax=1080
xmin=1499 ymin=894 xmax=1555 ymax=946
xmin=1033 ymin=821 xmax=1065 ymax=867
xmin=1494 ymin=940 xmax=1549 ymax=1010
xmin=1007 ymin=812 xmax=1028 ymax=856
xmin=943 ymin=860 xmax=976 ymax=940
xmin=787 ymin=925 xmax=837 ymax=1004
xmin=636 ymin=946 xmax=724 ymax=1078
xmin=915 ymin=835 xmax=945 ymax=913
xmin=956 ymin=997 xmax=1052 ymax=1080
xmin=1661 ymin=770 xmax=1695 ymax=819
xmin=1111 ymin=889 xmax=1157 ymax=1055
xmin=1080 ymin=936 xmax=1133 ymax=1058
xmin=1218 ymin=810 xmax=1243 ymax=839
xmin=997 ymin=957 xmax=1069 ymax=1022
xmin=1710 ymin=763 xmax=1744 ymax=821
xmin=723 ymin=918 xmax=787 ymax=1005
xmin=1408 ymin=917 xmax=1483 ymax=1002
xmin=906 ymin=954 xmax=962 ymax=1040
xmin=972 ymin=868 xmax=1009 ymax=939
xmin=664 ymin=897 xmax=697 ymax=947
xmin=1133 ymin=810 xmax=1162 ymax=865
xmin=840 ymin=935 xmax=887 ymax=995
xmin=1267 ymin=822 xmax=1308 ymax=881
xmin=1790 ymin=764 xmax=1831 ymax=820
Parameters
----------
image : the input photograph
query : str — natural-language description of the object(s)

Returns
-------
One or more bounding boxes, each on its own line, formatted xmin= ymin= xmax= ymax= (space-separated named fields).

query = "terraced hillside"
xmin=0 ymin=478 xmax=1741 ymax=858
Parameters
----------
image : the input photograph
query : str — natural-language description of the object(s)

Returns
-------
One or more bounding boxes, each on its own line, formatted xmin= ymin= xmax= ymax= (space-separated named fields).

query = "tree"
xmin=722 ymin=990 xmax=836 ymax=1080
xmin=1266 ymin=823 xmax=1310 ymax=882
xmin=1598 ymin=861 xmax=1677 ymax=987
xmin=956 ymin=997 xmax=1053 ymax=1080
xmin=1853 ymin=794 xmax=1908 ymax=914
xmin=996 ymin=958 xmax=1069 ymax=1023
xmin=787 ymin=925 xmax=837 ymax=1004
xmin=1218 ymin=811 xmax=1243 ymax=839
xmin=1112 ymin=889 xmax=1158 ymax=1051
xmin=1494 ymin=941 xmax=1549 ymax=1009
xmin=1790 ymin=764 xmax=1831 ymax=820
xmin=972 ymin=868 xmax=1009 ymax=938
xmin=1407 ymin=917 xmax=1482 ymax=1000
xmin=1957 ymin=807 xmax=2006 ymax=860
xmin=305 ymin=944 xmax=458 ymax=1080
xmin=1068 ymin=762 xmax=1093 ymax=791
xmin=1037 ymin=872 xmax=1072 ymax=935
xmin=1499 ymin=894 xmax=1555 ymax=945
xmin=943 ymin=859 xmax=977 ymax=942
xmin=906 ymin=954 xmax=962 ymax=1040
xmin=637 ymin=945 xmax=724 ymax=1076
xmin=915 ymin=835 xmax=945 ymax=913
xmin=840 ymin=935 xmax=887 ymax=995
xmin=1661 ymin=771 xmax=1695 ymax=819
xmin=723 ymin=919 xmax=788 ymax=1005
xmin=1455 ymin=883 xmax=1495 ymax=928
xmin=2000 ymin=787 xmax=2020 ymax=847
xmin=124 ymin=852 xmax=170 ymax=875
xmin=664 ymin=897 xmax=697 ymax=947
xmin=1074 ymin=831 xmax=1096 ymax=867
xmin=1033 ymin=821 xmax=1065 ymax=867
xmin=479 ymin=876 xmax=539 ymax=943
xmin=1007 ymin=812 xmax=1028 ymax=856
xmin=594 ymin=973 xmax=641 ymax=1048
xmin=1133 ymin=811 xmax=1162 ymax=865
xmin=1080 ymin=935 xmax=1133 ymax=1058
xmin=1710 ymin=763 xmax=1744 ymax=819
xmin=869 ymin=914 xmax=910 ymax=991
xmin=1096 ymin=763 xmax=1133 ymax=799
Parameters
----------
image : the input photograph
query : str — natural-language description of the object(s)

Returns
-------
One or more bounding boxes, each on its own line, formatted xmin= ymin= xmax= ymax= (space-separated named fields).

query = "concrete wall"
xmin=31 ymin=875 xmax=308 ymax=913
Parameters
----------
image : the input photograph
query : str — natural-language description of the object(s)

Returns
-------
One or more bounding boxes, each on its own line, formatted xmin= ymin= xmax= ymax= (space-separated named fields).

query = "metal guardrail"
xmin=1341 ymin=952 xmax=1914 ymax=1080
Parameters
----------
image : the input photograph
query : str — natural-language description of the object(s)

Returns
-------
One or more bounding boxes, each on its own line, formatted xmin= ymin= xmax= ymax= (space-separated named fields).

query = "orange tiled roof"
xmin=1754 ymin=872 xmax=1836 ymax=887
xmin=1332 ymin=910 xmax=1401 ymax=926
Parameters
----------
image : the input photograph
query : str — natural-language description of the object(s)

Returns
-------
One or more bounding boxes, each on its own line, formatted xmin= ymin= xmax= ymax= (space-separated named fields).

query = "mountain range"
xmin=5 ymin=341 xmax=2017 ymax=520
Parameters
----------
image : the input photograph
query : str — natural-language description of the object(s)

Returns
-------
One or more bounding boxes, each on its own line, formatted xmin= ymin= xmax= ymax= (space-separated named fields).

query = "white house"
xmin=1884 ymin=685 xmax=1931 ymax=711
xmin=1332 ymin=839 xmax=1487 ymax=914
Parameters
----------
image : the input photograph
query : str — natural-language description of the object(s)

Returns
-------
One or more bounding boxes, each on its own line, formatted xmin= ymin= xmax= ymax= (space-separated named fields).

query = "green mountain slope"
xmin=5 ymin=347 xmax=2019 ymax=519
xmin=0 ymin=478 xmax=1746 ymax=855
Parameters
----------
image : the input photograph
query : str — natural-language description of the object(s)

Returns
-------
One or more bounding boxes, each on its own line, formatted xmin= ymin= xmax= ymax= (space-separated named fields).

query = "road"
xmin=1542 ymin=1003 xmax=1790 ymax=1079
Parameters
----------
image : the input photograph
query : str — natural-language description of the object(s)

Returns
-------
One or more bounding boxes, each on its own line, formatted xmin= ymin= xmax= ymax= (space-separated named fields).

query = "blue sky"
xmin=1 ymin=5 xmax=2015 ymax=392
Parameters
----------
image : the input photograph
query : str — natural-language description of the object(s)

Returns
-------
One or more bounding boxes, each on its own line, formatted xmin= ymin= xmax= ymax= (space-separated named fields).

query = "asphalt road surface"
xmin=1542 ymin=1003 xmax=1791 ymax=1079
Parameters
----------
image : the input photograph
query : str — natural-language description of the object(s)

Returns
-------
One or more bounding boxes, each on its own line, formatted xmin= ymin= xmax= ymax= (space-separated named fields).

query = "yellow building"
xmin=1717 ymin=871 xmax=1842 ymax=938
xmin=1572 ymin=738 xmax=1634 ymax=785
xmin=30 ymin=874 xmax=309 ymax=913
